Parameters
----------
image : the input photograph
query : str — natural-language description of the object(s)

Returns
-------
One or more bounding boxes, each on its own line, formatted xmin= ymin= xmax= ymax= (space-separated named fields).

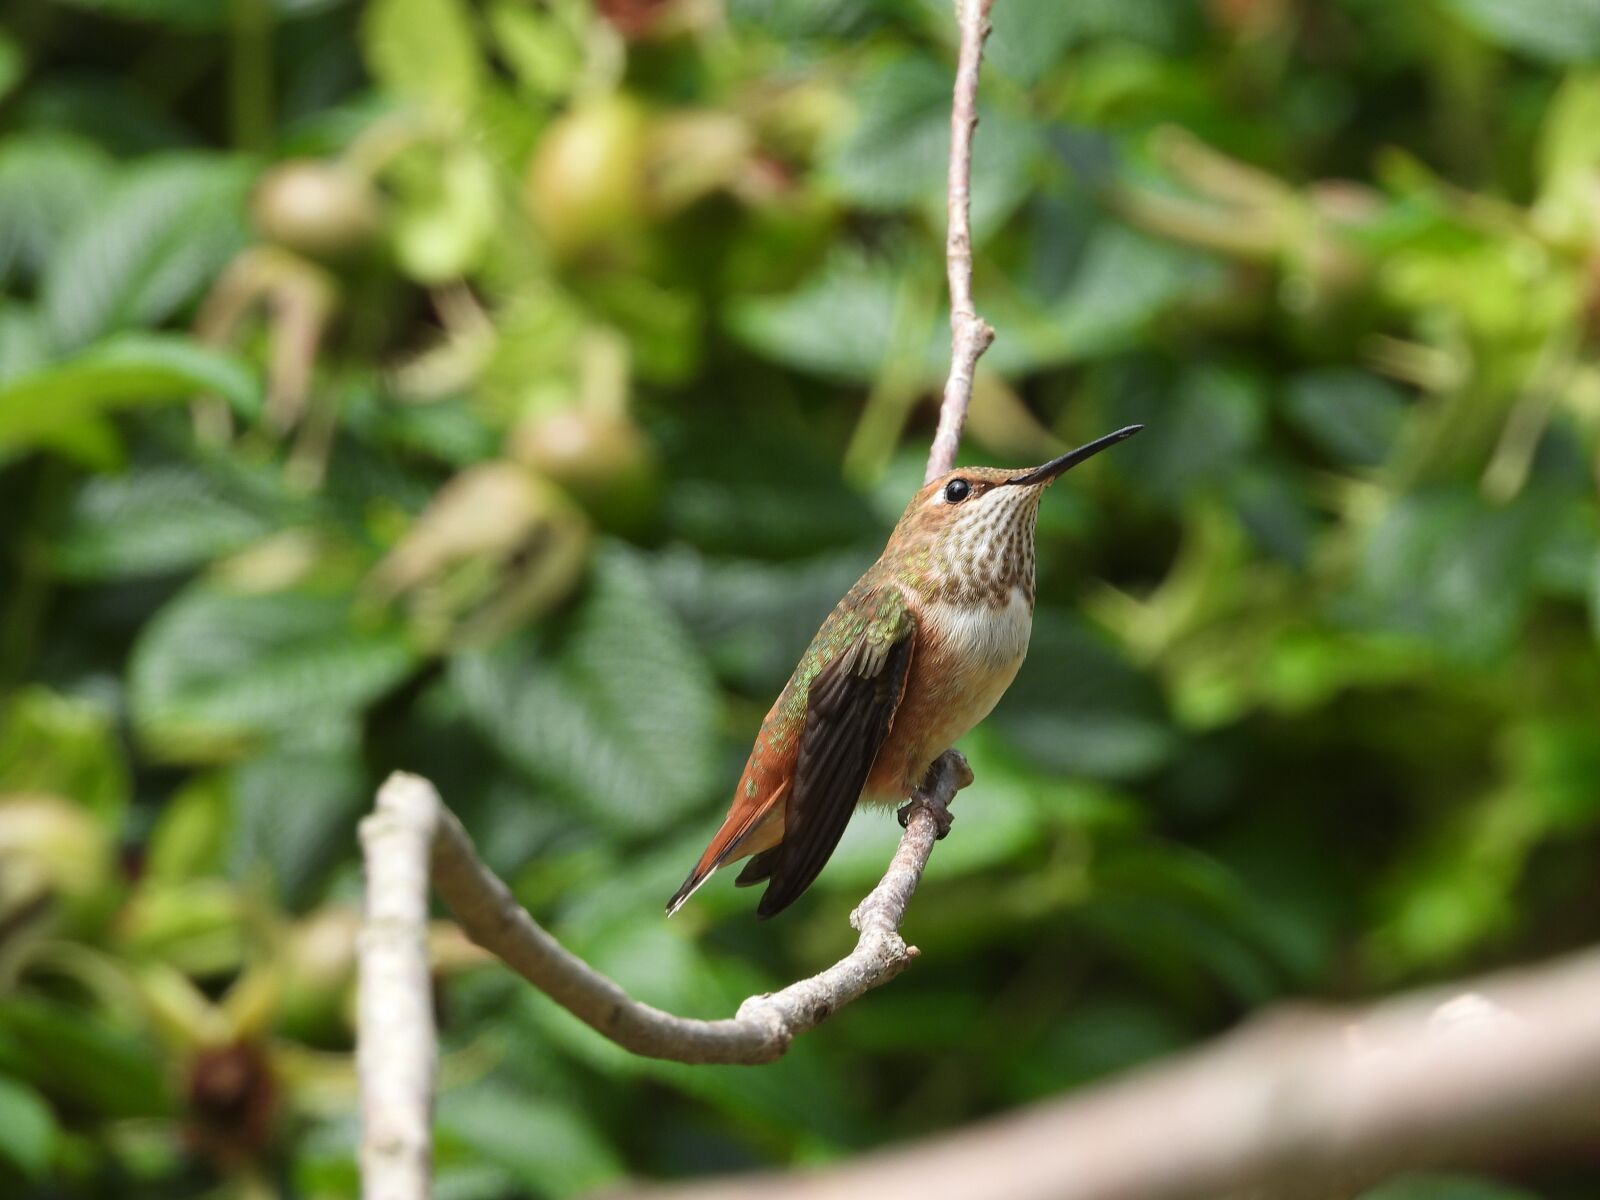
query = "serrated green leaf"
xmin=1284 ymin=368 xmax=1406 ymax=467
xmin=129 ymin=586 xmax=418 ymax=762
xmin=451 ymin=544 xmax=720 ymax=834
xmin=0 ymin=1076 xmax=57 ymax=1181
xmin=41 ymin=154 xmax=252 ymax=352
xmin=0 ymin=334 xmax=259 ymax=462
xmin=0 ymin=135 xmax=112 ymax=287
xmin=436 ymin=1083 xmax=621 ymax=1198
xmin=53 ymin=462 xmax=284 ymax=580
xmin=1342 ymin=486 xmax=1570 ymax=663
xmin=228 ymin=743 xmax=366 ymax=908
xmin=726 ymin=248 xmax=908 ymax=384
xmin=826 ymin=53 xmax=1044 ymax=239
xmin=1105 ymin=363 xmax=1266 ymax=504
xmin=992 ymin=613 xmax=1176 ymax=780
xmin=1441 ymin=0 xmax=1600 ymax=65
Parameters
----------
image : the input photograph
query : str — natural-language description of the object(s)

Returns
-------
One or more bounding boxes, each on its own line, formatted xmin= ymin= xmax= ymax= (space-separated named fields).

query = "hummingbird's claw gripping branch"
xmin=897 ymin=749 xmax=970 ymax=839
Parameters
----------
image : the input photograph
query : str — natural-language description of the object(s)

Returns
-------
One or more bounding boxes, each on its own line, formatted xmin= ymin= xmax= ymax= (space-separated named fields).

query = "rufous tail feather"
xmin=665 ymin=784 xmax=787 ymax=916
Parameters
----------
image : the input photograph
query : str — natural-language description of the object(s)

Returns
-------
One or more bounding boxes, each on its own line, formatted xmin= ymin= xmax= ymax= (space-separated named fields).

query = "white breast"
xmin=926 ymin=586 xmax=1033 ymax=673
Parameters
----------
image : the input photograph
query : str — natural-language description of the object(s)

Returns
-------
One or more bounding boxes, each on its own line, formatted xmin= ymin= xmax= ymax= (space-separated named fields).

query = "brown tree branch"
xmin=358 ymin=758 xmax=970 ymax=1198
xmin=925 ymin=0 xmax=997 ymax=483
xmin=612 ymin=950 xmax=1600 ymax=1200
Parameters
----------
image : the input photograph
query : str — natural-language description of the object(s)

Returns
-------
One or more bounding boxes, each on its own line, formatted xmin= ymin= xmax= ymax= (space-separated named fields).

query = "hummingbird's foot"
xmin=897 ymin=751 xmax=968 ymax=839
xmin=897 ymin=798 xmax=955 ymax=839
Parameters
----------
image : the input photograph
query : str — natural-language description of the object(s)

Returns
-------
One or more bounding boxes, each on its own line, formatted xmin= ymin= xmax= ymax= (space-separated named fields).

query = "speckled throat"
xmin=928 ymin=487 xmax=1042 ymax=608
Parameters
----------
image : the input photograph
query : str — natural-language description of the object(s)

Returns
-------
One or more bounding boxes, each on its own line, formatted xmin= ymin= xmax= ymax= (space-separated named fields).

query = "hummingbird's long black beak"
xmin=1006 ymin=424 xmax=1144 ymax=487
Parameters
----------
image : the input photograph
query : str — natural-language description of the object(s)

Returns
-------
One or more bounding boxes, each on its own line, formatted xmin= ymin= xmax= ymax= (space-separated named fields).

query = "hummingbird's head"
xmin=888 ymin=425 xmax=1143 ymax=601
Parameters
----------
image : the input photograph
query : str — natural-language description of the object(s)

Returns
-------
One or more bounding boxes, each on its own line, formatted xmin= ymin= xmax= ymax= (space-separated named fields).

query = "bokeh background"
xmin=3 ymin=0 xmax=1600 ymax=1196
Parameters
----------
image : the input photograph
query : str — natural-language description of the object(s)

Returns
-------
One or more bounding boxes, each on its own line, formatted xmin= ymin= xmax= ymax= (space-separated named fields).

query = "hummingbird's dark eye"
xmin=944 ymin=478 xmax=971 ymax=503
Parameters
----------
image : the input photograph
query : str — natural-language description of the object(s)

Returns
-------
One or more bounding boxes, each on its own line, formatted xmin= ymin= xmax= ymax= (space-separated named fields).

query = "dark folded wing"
xmin=757 ymin=600 xmax=914 ymax=918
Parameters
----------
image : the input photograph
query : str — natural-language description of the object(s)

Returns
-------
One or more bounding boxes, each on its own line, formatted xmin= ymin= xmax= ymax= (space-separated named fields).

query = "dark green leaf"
xmin=129 ymin=586 xmax=417 ymax=761
xmin=53 ymin=462 xmax=285 ymax=580
xmin=41 ymin=155 xmax=252 ymax=351
xmin=451 ymin=544 xmax=720 ymax=834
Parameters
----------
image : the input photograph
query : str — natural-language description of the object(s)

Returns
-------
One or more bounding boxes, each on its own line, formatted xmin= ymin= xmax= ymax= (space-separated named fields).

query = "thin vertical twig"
xmin=925 ymin=0 xmax=998 ymax=483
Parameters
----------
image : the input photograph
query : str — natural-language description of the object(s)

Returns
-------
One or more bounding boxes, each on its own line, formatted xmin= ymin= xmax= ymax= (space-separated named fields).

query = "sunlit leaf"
xmin=0 ymin=687 xmax=128 ymax=824
xmin=1441 ymin=0 xmax=1600 ymax=64
xmin=363 ymin=0 xmax=482 ymax=111
xmin=0 ymin=334 xmax=259 ymax=462
xmin=0 ymin=1076 xmax=57 ymax=1181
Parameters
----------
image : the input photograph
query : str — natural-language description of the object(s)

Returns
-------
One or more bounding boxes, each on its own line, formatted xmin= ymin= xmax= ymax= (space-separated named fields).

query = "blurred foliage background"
xmin=2 ymin=0 xmax=1600 ymax=1196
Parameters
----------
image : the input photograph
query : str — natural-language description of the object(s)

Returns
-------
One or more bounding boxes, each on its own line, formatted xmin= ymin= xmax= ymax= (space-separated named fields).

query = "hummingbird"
xmin=667 ymin=425 xmax=1143 ymax=920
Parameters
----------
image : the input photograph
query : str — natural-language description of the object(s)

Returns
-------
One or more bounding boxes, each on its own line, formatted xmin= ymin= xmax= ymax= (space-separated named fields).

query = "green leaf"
xmin=1105 ymin=363 xmax=1266 ymax=504
xmin=826 ymin=53 xmax=1044 ymax=239
xmin=0 ymin=30 xmax=21 ymax=105
xmin=0 ymin=1076 xmax=57 ymax=1181
xmin=992 ymin=613 xmax=1175 ymax=780
xmin=53 ymin=462 xmax=284 ymax=580
xmin=40 ymin=154 xmax=252 ymax=352
xmin=0 ymin=687 xmax=129 ymax=824
xmin=228 ymin=742 xmax=366 ymax=908
xmin=363 ymin=0 xmax=483 ymax=111
xmin=1283 ymin=368 xmax=1407 ymax=467
xmin=0 ymin=306 xmax=50 ymax=388
xmin=0 ymin=335 xmax=259 ymax=462
xmin=129 ymin=586 xmax=418 ymax=762
xmin=728 ymin=0 xmax=879 ymax=39
xmin=451 ymin=544 xmax=720 ymax=834
xmin=47 ymin=0 xmax=335 ymax=30
xmin=1359 ymin=1173 xmax=1541 ymax=1200
xmin=0 ymin=134 xmax=114 ymax=287
xmin=1020 ymin=224 xmax=1218 ymax=371
xmin=0 ymin=999 xmax=172 ymax=1119
xmin=393 ymin=145 xmax=498 ymax=283
xmin=436 ymin=1083 xmax=621 ymax=1198
xmin=727 ymin=248 xmax=916 ymax=384
xmin=1341 ymin=486 xmax=1569 ymax=663
xmin=1441 ymin=0 xmax=1600 ymax=65
xmin=144 ymin=774 xmax=230 ymax=883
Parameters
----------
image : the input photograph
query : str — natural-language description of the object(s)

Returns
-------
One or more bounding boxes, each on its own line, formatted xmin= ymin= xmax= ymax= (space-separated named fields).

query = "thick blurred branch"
xmin=614 ymin=952 xmax=1600 ymax=1200
xmin=925 ymin=0 xmax=997 ymax=483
